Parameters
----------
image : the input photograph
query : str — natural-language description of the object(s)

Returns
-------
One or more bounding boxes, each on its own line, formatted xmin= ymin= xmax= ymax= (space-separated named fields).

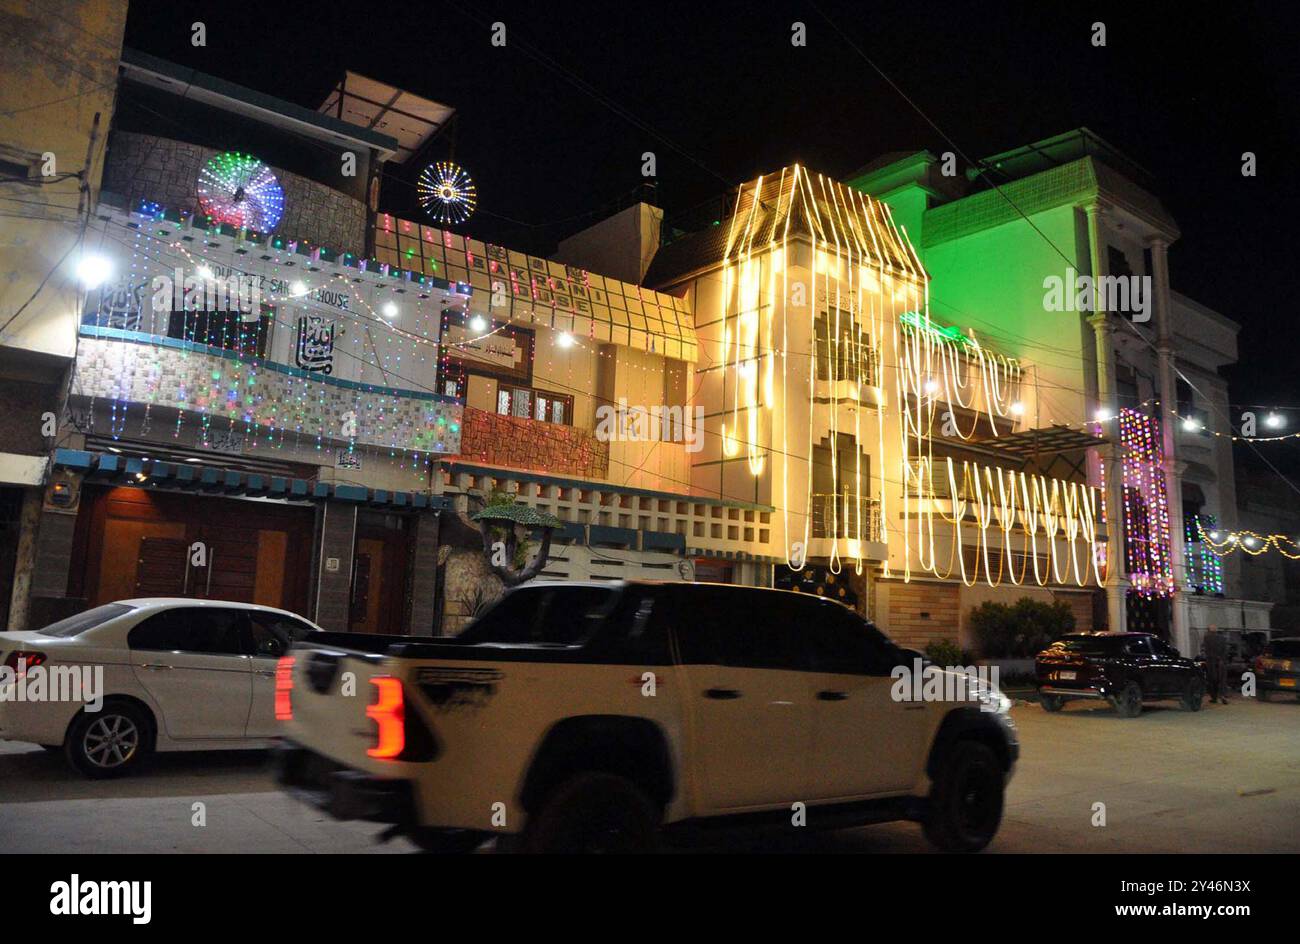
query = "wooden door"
xmin=349 ymin=538 xmax=384 ymax=633
xmin=78 ymin=486 xmax=313 ymax=616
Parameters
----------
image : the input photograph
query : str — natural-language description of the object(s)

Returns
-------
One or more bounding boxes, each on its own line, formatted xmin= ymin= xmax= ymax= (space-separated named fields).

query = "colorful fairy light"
xmin=417 ymin=161 xmax=477 ymax=225
xmin=196 ymin=152 xmax=285 ymax=232
xmin=1184 ymin=513 xmax=1225 ymax=593
xmin=1118 ymin=408 xmax=1176 ymax=598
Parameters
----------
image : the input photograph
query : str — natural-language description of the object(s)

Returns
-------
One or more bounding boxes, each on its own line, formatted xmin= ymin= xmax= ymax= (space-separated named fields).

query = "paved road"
xmin=1 ymin=696 xmax=1297 ymax=853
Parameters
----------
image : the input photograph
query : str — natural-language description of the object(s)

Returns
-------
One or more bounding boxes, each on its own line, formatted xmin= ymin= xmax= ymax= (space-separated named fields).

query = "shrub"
xmin=924 ymin=638 xmax=965 ymax=667
xmin=969 ymin=597 xmax=1076 ymax=658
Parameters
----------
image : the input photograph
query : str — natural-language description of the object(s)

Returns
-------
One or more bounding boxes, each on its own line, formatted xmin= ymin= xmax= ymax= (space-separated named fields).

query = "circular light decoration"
xmin=196 ymin=152 xmax=285 ymax=232
xmin=418 ymin=161 xmax=477 ymax=225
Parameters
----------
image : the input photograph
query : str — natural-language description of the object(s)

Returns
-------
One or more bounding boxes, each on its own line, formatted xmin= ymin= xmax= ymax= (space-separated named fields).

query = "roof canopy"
xmin=317 ymin=72 xmax=455 ymax=165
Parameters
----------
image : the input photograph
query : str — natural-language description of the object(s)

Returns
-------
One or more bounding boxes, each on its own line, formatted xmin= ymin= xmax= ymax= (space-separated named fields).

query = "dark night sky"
xmin=123 ymin=0 xmax=1300 ymax=470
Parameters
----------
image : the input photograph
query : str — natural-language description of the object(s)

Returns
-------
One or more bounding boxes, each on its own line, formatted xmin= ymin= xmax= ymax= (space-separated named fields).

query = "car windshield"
xmin=456 ymin=586 xmax=620 ymax=646
xmin=1053 ymin=636 xmax=1121 ymax=656
xmin=37 ymin=603 xmax=133 ymax=637
xmin=1268 ymin=639 xmax=1300 ymax=658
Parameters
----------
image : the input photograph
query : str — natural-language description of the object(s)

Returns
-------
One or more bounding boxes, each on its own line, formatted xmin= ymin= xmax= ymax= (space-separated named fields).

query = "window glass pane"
xmin=552 ymin=399 xmax=566 ymax=424
xmin=497 ymin=389 xmax=510 ymax=415
xmin=246 ymin=619 xmax=286 ymax=657
xmin=38 ymin=603 xmax=132 ymax=637
xmin=456 ymin=587 xmax=616 ymax=645
xmin=128 ymin=608 xmax=244 ymax=654
xmin=536 ymin=395 xmax=548 ymax=421
xmin=675 ymin=587 xmax=807 ymax=670
xmin=247 ymin=611 xmax=318 ymax=653
xmin=455 ymin=589 xmax=540 ymax=642
xmin=512 ymin=389 xmax=531 ymax=418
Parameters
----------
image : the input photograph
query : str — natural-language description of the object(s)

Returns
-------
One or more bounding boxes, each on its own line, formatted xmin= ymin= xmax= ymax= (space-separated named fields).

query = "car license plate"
xmin=1280 ymin=677 xmax=1296 ymax=688
xmin=1058 ymin=670 xmax=1076 ymax=681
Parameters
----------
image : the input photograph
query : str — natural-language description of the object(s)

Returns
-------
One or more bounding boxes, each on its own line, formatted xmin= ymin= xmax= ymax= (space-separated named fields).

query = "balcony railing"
xmin=811 ymin=492 xmax=880 ymax=541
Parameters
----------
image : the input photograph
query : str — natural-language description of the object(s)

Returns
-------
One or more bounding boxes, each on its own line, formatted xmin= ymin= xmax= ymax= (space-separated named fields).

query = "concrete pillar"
xmin=1148 ymin=239 xmax=1191 ymax=653
xmin=313 ymin=501 xmax=357 ymax=632
xmin=6 ymin=488 xmax=43 ymax=631
xmin=406 ymin=510 xmax=441 ymax=636
xmin=1085 ymin=203 xmax=1127 ymax=633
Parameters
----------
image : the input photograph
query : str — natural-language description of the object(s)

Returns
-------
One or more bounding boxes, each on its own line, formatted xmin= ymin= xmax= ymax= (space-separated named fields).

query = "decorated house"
xmin=844 ymin=130 xmax=1270 ymax=653
xmin=643 ymin=167 xmax=1108 ymax=653
xmin=20 ymin=49 xmax=774 ymax=636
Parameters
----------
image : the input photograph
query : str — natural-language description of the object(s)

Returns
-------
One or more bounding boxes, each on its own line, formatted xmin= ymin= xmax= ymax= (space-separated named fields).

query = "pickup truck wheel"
xmin=923 ymin=741 xmax=1004 ymax=853
xmin=1039 ymin=694 xmax=1065 ymax=712
xmin=523 ymin=772 xmax=661 ymax=854
xmin=406 ymin=828 xmax=488 ymax=854
xmin=1181 ymin=677 xmax=1205 ymax=712
xmin=1109 ymin=682 xmax=1143 ymax=718
xmin=65 ymin=703 xmax=149 ymax=779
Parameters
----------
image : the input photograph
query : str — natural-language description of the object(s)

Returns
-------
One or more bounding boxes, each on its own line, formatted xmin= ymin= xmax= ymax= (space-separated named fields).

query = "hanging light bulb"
xmin=557 ymin=332 xmax=575 ymax=348
xmin=1265 ymin=412 xmax=1285 ymax=429
xmin=469 ymin=315 xmax=487 ymax=332
xmin=382 ymin=302 xmax=398 ymax=319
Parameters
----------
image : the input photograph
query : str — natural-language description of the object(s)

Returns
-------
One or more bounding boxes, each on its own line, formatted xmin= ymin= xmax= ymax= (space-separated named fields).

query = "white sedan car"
xmin=0 ymin=599 xmax=321 ymax=777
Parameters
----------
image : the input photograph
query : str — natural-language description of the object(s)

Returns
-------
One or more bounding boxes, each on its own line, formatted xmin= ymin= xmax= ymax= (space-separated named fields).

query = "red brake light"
xmin=366 ymin=677 xmax=405 ymax=760
xmin=3 ymin=651 xmax=47 ymax=676
xmin=274 ymin=656 xmax=296 ymax=721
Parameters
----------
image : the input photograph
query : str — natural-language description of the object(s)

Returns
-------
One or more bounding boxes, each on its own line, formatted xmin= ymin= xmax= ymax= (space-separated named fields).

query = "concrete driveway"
xmin=0 ymin=695 xmax=1296 ymax=853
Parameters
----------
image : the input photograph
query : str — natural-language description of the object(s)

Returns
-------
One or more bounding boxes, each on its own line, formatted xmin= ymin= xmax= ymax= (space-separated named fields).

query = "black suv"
xmin=1035 ymin=632 xmax=1206 ymax=718
xmin=1255 ymin=637 xmax=1300 ymax=702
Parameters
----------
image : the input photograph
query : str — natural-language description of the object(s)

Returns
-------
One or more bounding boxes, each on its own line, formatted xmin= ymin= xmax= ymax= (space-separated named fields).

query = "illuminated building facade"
xmin=843 ymin=129 xmax=1269 ymax=653
xmin=645 ymin=167 xmax=1107 ymax=653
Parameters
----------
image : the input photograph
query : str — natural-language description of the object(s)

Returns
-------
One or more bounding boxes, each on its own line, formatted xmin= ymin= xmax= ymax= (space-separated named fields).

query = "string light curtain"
xmin=1119 ymin=407 xmax=1176 ymax=598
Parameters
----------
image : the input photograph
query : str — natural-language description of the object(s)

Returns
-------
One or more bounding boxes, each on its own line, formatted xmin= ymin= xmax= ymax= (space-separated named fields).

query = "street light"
xmin=75 ymin=253 xmax=112 ymax=290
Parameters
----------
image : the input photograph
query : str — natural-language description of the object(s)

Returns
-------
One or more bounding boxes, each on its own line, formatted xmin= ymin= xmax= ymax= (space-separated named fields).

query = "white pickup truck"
xmin=276 ymin=580 xmax=1018 ymax=853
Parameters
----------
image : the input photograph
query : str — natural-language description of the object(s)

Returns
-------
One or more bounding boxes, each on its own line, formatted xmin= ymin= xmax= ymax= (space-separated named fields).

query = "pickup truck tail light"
xmin=366 ymin=677 xmax=405 ymax=760
xmin=3 ymin=650 xmax=47 ymax=677
xmin=275 ymin=656 xmax=296 ymax=721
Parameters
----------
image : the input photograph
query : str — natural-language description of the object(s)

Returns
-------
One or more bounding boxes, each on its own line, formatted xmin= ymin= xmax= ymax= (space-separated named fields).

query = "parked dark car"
xmin=1035 ymin=632 xmax=1205 ymax=718
xmin=1255 ymin=637 xmax=1300 ymax=702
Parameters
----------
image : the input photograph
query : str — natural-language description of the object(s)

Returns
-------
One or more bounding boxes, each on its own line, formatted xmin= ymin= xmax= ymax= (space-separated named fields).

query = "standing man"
xmin=1202 ymin=624 xmax=1229 ymax=704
